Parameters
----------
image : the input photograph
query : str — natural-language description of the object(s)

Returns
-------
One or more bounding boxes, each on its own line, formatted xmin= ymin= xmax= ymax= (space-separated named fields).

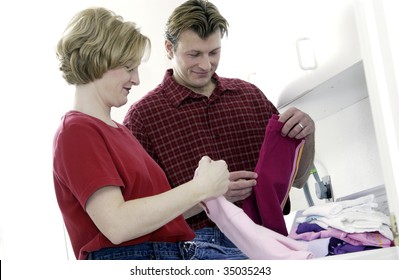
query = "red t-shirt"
xmin=53 ymin=111 xmax=194 ymax=259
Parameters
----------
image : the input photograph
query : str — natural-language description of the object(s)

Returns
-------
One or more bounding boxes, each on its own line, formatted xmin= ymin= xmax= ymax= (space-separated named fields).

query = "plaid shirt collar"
xmin=161 ymin=69 xmax=232 ymax=107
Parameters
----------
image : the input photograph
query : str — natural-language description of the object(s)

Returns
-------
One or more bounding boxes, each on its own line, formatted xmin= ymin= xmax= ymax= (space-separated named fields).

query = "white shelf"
xmin=320 ymin=246 xmax=399 ymax=260
xmin=277 ymin=61 xmax=368 ymax=122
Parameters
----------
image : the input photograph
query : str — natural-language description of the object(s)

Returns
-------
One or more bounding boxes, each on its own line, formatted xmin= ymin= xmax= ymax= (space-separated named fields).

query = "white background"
xmin=1 ymin=0 xmax=397 ymax=277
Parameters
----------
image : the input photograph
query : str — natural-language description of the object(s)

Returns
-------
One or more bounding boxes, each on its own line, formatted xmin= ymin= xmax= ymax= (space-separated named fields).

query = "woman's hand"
xmin=194 ymin=156 xmax=230 ymax=199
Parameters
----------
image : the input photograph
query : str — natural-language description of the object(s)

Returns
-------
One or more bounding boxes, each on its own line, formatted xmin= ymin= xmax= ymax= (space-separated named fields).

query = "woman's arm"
xmin=86 ymin=156 xmax=229 ymax=244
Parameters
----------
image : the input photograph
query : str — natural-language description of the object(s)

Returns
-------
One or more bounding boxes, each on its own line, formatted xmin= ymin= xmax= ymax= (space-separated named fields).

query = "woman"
xmin=53 ymin=7 xmax=230 ymax=260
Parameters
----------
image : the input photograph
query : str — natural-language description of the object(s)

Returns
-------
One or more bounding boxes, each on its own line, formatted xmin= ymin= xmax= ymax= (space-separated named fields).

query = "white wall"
xmin=290 ymin=97 xmax=384 ymax=211
xmin=0 ymin=0 xmax=385 ymax=265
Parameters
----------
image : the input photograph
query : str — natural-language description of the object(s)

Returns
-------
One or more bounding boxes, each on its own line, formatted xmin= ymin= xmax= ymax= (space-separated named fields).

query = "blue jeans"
xmin=88 ymin=242 xmax=187 ymax=260
xmin=88 ymin=227 xmax=248 ymax=260
xmin=191 ymin=227 xmax=248 ymax=260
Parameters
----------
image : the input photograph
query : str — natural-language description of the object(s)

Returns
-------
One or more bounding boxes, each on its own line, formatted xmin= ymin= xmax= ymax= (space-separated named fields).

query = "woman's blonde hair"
xmin=56 ymin=7 xmax=150 ymax=85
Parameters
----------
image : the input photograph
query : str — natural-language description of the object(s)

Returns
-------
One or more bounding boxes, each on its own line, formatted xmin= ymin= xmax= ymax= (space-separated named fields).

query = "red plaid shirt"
xmin=123 ymin=69 xmax=278 ymax=230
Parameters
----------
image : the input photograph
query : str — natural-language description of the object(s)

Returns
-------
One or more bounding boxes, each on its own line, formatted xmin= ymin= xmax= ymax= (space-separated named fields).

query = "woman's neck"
xmin=73 ymin=85 xmax=116 ymax=127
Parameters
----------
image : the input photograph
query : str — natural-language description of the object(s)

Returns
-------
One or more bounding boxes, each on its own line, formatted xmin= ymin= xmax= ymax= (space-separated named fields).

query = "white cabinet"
xmin=354 ymin=0 xmax=399 ymax=246
xmin=274 ymin=0 xmax=362 ymax=108
xmin=277 ymin=60 xmax=367 ymax=122
xmin=216 ymin=0 xmax=361 ymax=106
xmin=279 ymin=0 xmax=399 ymax=249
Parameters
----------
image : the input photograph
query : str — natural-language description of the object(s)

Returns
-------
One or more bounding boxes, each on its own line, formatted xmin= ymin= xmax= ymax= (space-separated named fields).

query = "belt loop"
xmin=214 ymin=227 xmax=221 ymax=244
xmin=152 ymin=242 xmax=159 ymax=260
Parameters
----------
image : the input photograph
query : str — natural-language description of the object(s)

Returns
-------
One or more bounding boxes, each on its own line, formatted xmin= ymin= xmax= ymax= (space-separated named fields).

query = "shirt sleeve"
xmin=53 ymin=122 xmax=124 ymax=208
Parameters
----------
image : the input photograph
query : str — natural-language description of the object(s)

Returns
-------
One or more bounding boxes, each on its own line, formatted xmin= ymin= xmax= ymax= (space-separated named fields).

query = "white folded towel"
xmin=316 ymin=217 xmax=393 ymax=240
xmin=302 ymin=194 xmax=376 ymax=217
xmin=297 ymin=194 xmax=394 ymax=240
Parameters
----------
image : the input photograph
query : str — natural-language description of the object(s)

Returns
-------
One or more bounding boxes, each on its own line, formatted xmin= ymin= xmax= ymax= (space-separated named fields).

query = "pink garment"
xmin=289 ymin=225 xmax=393 ymax=248
xmin=201 ymin=196 xmax=314 ymax=260
xmin=243 ymin=114 xmax=305 ymax=235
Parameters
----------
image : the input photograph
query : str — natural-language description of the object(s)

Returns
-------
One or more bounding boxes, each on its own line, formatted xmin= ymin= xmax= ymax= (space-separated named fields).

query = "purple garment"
xmin=296 ymin=222 xmax=324 ymax=234
xmin=328 ymin=237 xmax=379 ymax=255
xmin=291 ymin=223 xmax=393 ymax=248
xmin=243 ymin=114 xmax=305 ymax=236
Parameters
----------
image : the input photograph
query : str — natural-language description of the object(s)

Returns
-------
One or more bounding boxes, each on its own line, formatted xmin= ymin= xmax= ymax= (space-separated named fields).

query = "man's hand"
xmin=224 ymin=171 xmax=257 ymax=203
xmin=278 ymin=107 xmax=315 ymax=139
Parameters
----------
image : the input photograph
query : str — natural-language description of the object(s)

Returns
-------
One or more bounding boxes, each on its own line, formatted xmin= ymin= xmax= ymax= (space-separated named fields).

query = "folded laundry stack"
xmin=289 ymin=194 xmax=394 ymax=257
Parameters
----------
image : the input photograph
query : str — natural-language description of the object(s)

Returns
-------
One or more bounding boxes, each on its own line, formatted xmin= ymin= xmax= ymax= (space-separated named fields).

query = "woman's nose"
xmin=130 ymin=72 xmax=140 ymax=86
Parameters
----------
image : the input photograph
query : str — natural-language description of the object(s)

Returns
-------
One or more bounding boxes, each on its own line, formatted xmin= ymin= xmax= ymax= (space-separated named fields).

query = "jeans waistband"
xmin=88 ymin=241 xmax=195 ymax=260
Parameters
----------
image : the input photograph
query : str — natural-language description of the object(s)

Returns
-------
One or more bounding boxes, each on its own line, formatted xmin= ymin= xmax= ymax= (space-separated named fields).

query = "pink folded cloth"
xmin=290 ymin=224 xmax=393 ymax=248
xmin=243 ymin=114 xmax=305 ymax=235
xmin=202 ymin=196 xmax=314 ymax=260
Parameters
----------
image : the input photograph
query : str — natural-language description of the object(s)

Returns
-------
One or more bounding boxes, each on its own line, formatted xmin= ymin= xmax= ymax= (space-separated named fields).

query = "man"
xmin=124 ymin=0 xmax=315 ymax=259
